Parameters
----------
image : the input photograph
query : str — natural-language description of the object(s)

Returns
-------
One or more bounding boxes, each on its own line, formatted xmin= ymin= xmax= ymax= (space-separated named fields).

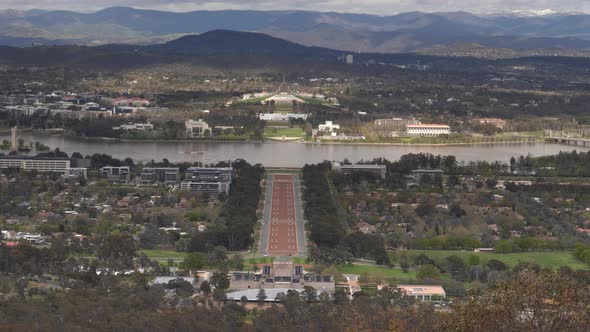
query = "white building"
xmin=82 ymin=102 xmax=100 ymax=111
xmin=262 ymin=93 xmax=305 ymax=105
xmin=395 ymin=285 xmax=446 ymax=301
xmin=331 ymin=161 xmax=386 ymax=179
xmin=259 ymin=113 xmax=308 ymax=121
xmin=406 ymin=124 xmax=451 ymax=136
xmin=375 ymin=118 xmax=421 ymax=129
xmin=318 ymin=121 xmax=340 ymax=136
xmin=65 ymin=168 xmax=88 ymax=179
xmin=185 ymin=120 xmax=211 ymax=138
xmin=345 ymin=54 xmax=354 ymax=65
xmin=113 ymin=122 xmax=154 ymax=131
xmin=0 ymin=156 xmax=70 ymax=173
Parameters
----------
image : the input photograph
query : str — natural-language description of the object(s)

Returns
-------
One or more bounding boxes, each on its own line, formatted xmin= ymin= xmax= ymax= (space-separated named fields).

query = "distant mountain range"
xmin=2 ymin=7 xmax=590 ymax=53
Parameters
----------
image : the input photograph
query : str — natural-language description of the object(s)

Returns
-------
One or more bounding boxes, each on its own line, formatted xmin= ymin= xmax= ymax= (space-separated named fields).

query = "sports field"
xmin=397 ymin=250 xmax=588 ymax=270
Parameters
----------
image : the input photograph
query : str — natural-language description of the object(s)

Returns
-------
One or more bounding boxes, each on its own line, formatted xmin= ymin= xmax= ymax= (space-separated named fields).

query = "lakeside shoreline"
xmin=305 ymin=139 xmax=546 ymax=147
xmin=22 ymin=131 xmax=569 ymax=147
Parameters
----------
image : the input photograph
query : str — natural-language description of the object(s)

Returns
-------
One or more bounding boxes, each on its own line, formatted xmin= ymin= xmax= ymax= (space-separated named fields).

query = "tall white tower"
xmin=345 ymin=54 xmax=354 ymax=65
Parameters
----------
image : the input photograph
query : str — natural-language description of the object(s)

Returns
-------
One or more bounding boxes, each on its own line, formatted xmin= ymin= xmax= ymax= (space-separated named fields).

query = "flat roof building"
xmin=259 ymin=113 xmax=308 ymax=122
xmin=113 ymin=122 xmax=154 ymax=131
xmin=65 ymin=167 xmax=88 ymax=179
xmin=0 ymin=155 xmax=70 ymax=173
xmin=472 ymin=118 xmax=506 ymax=129
xmin=140 ymin=167 xmax=180 ymax=186
xmin=331 ymin=161 xmax=387 ymax=179
xmin=185 ymin=119 xmax=211 ymax=138
xmin=396 ymin=285 xmax=446 ymax=301
xmin=406 ymin=124 xmax=451 ymax=136
xmin=100 ymin=166 xmax=131 ymax=183
xmin=375 ymin=118 xmax=420 ymax=129
xmin=229 ymin=256 xmax=335 ymax=294
xmin=180 ymin=167 xmax=233 ymax=194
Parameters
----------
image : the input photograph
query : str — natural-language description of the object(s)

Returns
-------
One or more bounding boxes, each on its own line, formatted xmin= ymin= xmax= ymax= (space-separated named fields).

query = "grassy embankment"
xmin=398 ymin=250 xmax=588 ymax=270
xmin=263 ymin=127 xmax=306 ymax=140
xmin=323 ymin=132 xmax=544 ymax=145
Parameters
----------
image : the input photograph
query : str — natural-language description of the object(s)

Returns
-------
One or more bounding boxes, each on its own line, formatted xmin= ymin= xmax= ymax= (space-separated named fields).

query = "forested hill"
xmin=147 ymin=30 xmax=339 ymax=58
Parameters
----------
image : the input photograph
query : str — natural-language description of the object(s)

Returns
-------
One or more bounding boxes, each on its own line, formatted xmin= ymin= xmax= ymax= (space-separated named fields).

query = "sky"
xmin=0 ymin=0 xmax=589 ymax=15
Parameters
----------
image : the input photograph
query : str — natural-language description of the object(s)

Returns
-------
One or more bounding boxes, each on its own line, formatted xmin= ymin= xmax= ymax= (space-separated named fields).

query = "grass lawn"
xmin=361 ymin=286 xmax=378 ymax=296
xmin=263 ymin=127 xmax=306 ymax=139
xmin=239 ymin=96 xmax=269 ymax=104
xmin=140 ymin=249 xmax=187 ymax=262
xmin=399 ymin=250 xmax=588 ymax=270
xmin=338 ymin=264 xmax=416 ymax=279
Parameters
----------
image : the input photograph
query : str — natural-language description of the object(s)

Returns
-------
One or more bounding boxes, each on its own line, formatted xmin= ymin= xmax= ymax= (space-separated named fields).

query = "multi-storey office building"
xmin=0 ymin=155 xmax=70 ymax=173
xmin=180 ymin=167 xmax=233 ymax=194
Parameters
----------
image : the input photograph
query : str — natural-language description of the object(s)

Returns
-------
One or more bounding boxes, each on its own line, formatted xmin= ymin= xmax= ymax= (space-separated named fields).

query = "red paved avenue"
xmin=267 ymin=174 xmax=298 ymax=255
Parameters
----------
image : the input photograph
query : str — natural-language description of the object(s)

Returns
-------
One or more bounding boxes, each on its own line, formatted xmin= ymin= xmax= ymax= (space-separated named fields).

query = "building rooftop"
xmin=186 ymin=167 xmax=233 ymax=171
xmin=396 ymin=284 xmax=446 ymax=296
xmin=0 ymin=155 xmax=69 ymax=161
xmin=407 ymin=124 xmax=450 ymax=128
xmin=226 ymin=288 xmax=299 ymax=302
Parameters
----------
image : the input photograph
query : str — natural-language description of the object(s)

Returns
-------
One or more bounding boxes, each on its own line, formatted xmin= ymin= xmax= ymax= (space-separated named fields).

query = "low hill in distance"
xmin=148 ymin=30 xmax=339 ymax=59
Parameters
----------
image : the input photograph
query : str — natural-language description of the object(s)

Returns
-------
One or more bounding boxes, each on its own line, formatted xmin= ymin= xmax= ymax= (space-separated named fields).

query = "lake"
xmin=4 ymin=133 xmax=588 ymax=167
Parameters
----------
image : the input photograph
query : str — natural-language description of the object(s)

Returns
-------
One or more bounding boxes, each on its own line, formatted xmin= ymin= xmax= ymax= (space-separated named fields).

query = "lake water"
xmin=4 ymin=133 xmax=589 ymax=167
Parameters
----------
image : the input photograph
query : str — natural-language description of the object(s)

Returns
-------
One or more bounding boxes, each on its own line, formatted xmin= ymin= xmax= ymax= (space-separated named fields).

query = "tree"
xmin=200 ymin=281 xmax=212 ymax=296
xmin=240 ymin=295 xmax=248 ymax=306
xmin=416 ymin=264 xmax=441 ymax=280
xmin=139 ymin=224 xmax=166 ymax=249
xmin=302 ymin=286 xmax=318 ymax=303
xmin=486 ymin=259 xmax=508 ymax=271
xmin=256 ymin=289 xmax=267 ymax=305
xmin=439 ymin=270 xmax=590 ymax=332
xmin=449 ymin=203 xmax=466 ymax=218
xmin=415 ymin=202 xmax=436 ymax=217
xmin=446 ymin=255 xmax=468 ymax=281
xmin=180 ymin=252 xmax=206 ymax=270
xmin=210 ymin=270 xmax=230 ymax=290
xmin=333 ymin=287 xmax=349 ymax=304
xmin=167 ymin=278 xmax=194 ymax=299
xmin=467 ymin=254 xmax=481 ymax=267
xmin=207 ymin=246 xmax=228 ymax=268
xmin=96 ymin=233 xmax=136 ymax=270
xmin=400 ymin=260 xmax=410 ymax=273
xmin=212 ymin=289 xmax=227 ymax=305
xmin=447 ymin=175 xmax=461 ymax=188
xmin=230 ymin=254 xmax=244 ymax=271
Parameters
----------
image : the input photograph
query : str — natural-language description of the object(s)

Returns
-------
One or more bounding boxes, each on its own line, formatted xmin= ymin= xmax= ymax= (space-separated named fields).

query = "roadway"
xmin=259 ymin=173 xmax=306 ymax=257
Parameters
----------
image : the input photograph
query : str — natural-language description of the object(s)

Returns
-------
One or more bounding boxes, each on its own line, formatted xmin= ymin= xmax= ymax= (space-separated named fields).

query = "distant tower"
xmin=10 ymin=126 xmax=17 ymax=152
xmin=345 ymin=54 xmax=354 ymax=65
